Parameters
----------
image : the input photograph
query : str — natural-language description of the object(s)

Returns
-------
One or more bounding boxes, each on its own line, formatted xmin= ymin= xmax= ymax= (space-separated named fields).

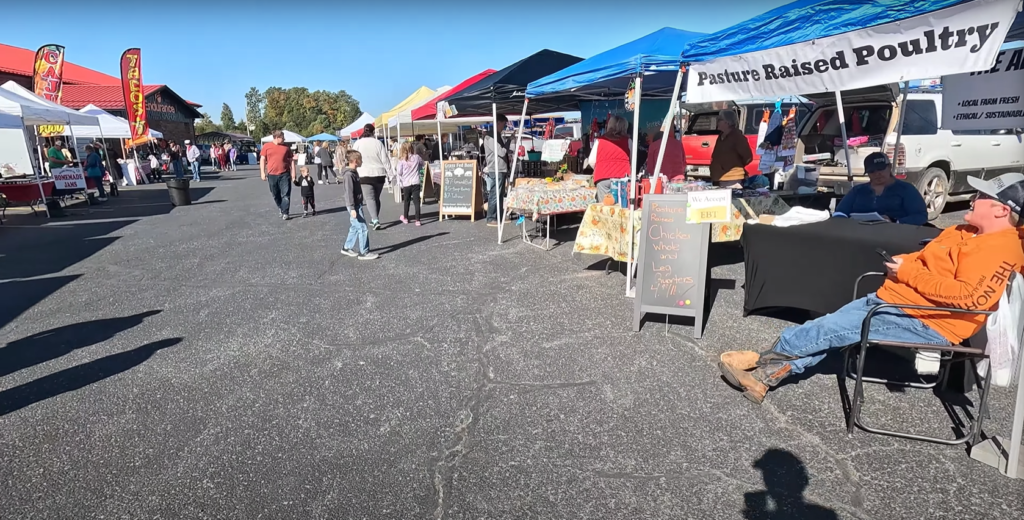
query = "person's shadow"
xmin=0 ymin=310 xmax=162 ymax=378
xmin=743 ymin=449 xmax=839 ymax=520
xmin=0 ymin=338 xmax=181 ymax=417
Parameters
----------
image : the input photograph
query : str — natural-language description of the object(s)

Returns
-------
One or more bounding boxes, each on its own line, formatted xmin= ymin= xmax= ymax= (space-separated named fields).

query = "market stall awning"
xmin=1008 ymin=8 xmax=1024 ymax=41
xmin=339 ymin=112 xmax=375 ymax=139
xmin=439 ymin=49 xmax=584 ymax=117
xmin=0 ymin=81 xmax=99 ymax=126
xmin=526 ymin=27 xmax=705 ymax=99
xmin=306 ymin=132 xmax=339 ymax=142
xmin=260 ymin=130 xmax=306 ymax=143
xmin=389 ymin=86 xmax=452 ymax=128
xmin=679 ymin=0 xmax=1022 ymax=103
xmin=65 ymin=104 xmax=163 ymax=139
xmin=411 ymin=70 xmax=496 ymax=121
xmin=0 ymin=111 xmax=22 ymax=129
xmin=374 ymin=86 xmax=435 ymax=129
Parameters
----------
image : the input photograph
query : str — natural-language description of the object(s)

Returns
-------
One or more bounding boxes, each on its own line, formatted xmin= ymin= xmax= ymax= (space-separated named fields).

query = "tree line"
xmin=195 ymin=87 xmax=362 ymax=139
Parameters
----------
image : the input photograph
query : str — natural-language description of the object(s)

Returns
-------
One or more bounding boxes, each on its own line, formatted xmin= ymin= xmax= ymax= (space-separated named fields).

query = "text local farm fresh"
xmin=695 ymin=22 xmax=1002 ymax=87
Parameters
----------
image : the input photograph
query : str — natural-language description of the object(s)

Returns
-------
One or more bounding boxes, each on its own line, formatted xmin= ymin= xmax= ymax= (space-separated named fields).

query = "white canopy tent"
xmin=339 ymin=112 xmax=375 ymax=138
xmin=261 ymin=130 xmax=306 ymax=143
xmin=63 ymin=104 xmax=163 ymax=139
xmin=1 ymin=81 xmax=100 ymax=126
xmin=0 ymin=111 xmax=34 ymax=178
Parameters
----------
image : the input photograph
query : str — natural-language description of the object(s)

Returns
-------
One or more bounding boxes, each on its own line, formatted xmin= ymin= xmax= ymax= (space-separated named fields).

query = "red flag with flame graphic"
xmin=32 ymin=44 xmax=66 ymax=103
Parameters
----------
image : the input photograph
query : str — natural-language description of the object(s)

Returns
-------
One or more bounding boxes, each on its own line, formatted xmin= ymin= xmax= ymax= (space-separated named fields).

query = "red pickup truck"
xmin=681 ymin=100 xmax=810 ymax=181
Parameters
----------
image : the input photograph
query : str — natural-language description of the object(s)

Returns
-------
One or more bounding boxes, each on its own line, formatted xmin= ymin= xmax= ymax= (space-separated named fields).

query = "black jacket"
xmin=317 ymin=146 xmax=334 ymax=167
xmin=295 ymin=174 xmax=316 ymax=197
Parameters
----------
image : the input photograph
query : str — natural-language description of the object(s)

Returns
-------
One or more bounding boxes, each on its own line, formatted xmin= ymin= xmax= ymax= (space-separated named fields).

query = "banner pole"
xmin=31 ymin=123 xmax=51 ymax=218
xmin=653 ymin=65 xmax=687 ymax=180
xmin=502 ymin=98 xmax=530 ymax=244
xmin=626 ymin=73 xmax=643 ymax=297
xmin=834 ymin=91 xmax=854 ymax=184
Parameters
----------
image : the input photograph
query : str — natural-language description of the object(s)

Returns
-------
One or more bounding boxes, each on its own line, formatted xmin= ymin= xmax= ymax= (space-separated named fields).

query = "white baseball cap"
xmin=184 ymin=140 xmax=191 ymax=144
xmin=968 ymin=172 xmax=1024 ymax=219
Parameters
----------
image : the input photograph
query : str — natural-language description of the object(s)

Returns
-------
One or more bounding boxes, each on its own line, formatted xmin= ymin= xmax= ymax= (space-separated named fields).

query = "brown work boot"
xmin=719 ymin=359 xmax=794 ymax=404
xmin=720 ymin=351 xmax=761 ymax=371
xmin=756 ymin=350 xmax=800 ymax=367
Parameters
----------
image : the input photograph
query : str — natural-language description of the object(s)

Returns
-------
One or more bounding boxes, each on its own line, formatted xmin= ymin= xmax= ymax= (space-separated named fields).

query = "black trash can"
xmin=166 ymin=178 xmax=192 ymax=206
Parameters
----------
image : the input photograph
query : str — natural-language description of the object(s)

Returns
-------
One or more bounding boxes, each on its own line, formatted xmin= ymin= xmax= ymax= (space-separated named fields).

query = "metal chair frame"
xmin=843 ymin=272 xmax=993 ymax=445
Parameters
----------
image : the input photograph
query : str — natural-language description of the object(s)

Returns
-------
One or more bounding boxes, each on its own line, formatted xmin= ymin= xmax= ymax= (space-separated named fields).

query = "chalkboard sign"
xmin=632 ymin=193 xmax=711 ymax=338
xmin=439 ymin=160 xmax=480 ymax=221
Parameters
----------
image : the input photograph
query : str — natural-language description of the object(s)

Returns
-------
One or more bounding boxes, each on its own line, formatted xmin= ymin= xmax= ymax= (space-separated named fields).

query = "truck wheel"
xmin=915 ymin=167 xmax=948 ymax=221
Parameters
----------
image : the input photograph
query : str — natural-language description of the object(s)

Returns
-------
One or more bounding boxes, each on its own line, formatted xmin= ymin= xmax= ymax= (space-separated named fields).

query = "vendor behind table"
xmin=832 ymin=152 xmax=927 ymax=225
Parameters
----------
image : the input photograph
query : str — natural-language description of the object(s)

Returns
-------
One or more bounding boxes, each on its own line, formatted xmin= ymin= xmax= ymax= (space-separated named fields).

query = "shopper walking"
xmin=340 ymin=150 xmax=378 ymax=260
xmin=395 ymin=142 xmax=424 ymax=225
xmin=482 ymin=114 xmax=511 ymax=227
xmin=317 ymin=141 xmax=337 ymax=184
xmin=216 ymin=143 xmax=228 ymax=171
xmin=210 ymin=143 xmax=220 ymax=170
xmin=169 ymin=140 xmax=184 ymax=179
xmin=259 ymin=130 xmax=297 ymax=220
xmin=227 ymin=142 xmax=238 ymax=171
xmin=185 ymin=140 xmax=202 ymax=181
xmin=84 ymin=144 xmax=108 ymax=201
xmin=350 ymin=123 xmax=393 ymax=229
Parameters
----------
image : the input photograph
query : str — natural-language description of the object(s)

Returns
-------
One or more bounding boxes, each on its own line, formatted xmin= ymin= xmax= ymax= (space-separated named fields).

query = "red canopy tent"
xmin=410 ymin=69 xmax=495 ymax=121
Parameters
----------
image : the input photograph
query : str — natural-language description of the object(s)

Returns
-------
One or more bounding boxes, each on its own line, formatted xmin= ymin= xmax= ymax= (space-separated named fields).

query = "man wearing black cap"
xmin=718 ymin=172 xmax=1024 ymax=404
xmin=832 ymin=151 xmax=928 ymax=225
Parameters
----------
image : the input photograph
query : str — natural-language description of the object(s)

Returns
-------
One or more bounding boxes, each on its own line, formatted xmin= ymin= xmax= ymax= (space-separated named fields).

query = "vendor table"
xmin=0 ymin=180 xmax=54 ymax=202
xmin=504 ymin=180 xmax=596 ymax=250
xmin=741 ymin=218 xmax=942 ymax=317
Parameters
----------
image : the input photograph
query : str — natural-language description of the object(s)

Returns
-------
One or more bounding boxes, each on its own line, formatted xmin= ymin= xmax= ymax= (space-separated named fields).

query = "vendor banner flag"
xmin=120 ymin=48 xmax=150 ymax=142
xmin=32 ymin=44 xmax=66 ymax=103
xmin=685 ymin=0 xmax=1021 ymax=103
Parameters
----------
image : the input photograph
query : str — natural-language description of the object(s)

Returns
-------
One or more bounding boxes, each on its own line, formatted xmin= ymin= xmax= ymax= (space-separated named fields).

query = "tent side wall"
xmin=0 ymin=126 xmax=35 ymax=176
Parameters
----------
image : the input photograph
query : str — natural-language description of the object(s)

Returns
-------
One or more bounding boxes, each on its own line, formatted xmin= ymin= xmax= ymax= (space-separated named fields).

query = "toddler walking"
xmin=295 ymin=166 xmax=316 ymax=217
xmin=395 ymin=142 xmax=423 ymax=225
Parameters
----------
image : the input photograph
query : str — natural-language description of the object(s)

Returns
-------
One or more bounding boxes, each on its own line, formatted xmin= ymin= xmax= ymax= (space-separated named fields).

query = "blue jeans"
xmin=484 ymin=171 xmax=505 ymax=222
xmin=772 ymin=294 xmax=949 ymax=374
xmin=190 ymin=160 xmax=201 ymax=181
xmin=172 ymin=159 xmax=184 ymax=179
xmin=344 ymin=206 xmax=369 ymax=254
xmin=267 ymin=174 xmax=292 ymax=215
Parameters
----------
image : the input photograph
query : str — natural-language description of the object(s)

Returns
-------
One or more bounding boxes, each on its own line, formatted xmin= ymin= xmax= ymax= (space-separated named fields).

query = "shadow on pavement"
xmin=0 ymin=220 xmax=137 ymax=281
xmin=743 ymin=449 xmax=839 ymax=520
xmin=0 ymin=275 xmax=81 ymax=331
xmin=0 ymin=310 xmax=162 ymax=378
xmin=0 ymin=337 xmax=182 ymax=417
xmin=373 ymin=232 xmax=450 ymax=255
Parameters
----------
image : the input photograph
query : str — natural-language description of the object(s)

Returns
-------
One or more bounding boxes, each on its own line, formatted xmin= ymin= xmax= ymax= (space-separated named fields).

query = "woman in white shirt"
xmin=350 ymin=124 xmax=394 ymax=229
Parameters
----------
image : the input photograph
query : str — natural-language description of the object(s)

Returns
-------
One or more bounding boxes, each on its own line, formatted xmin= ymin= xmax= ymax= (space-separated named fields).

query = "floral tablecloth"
xmin=572 ymin=194 xmax=792 ymax=260
xmin=573 ymin=204 xmax=641 ymax=262
xmin=504 ymin=181 xmax=596 ymax=217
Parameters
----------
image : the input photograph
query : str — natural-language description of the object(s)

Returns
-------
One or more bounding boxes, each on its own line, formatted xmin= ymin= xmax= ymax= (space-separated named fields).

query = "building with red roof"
xmin=0 ymin=43 xmax=202 ymax=143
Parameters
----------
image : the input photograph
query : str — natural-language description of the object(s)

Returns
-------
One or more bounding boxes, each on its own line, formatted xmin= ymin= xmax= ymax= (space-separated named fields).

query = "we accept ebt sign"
xmin=686 ymin=0 xmax=1021 ymax=102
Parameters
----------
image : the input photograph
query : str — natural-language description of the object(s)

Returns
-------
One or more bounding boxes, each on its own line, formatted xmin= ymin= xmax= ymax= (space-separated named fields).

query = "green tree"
xmin=195 ymin=112 xmax=221 ymax=135
xmin=220 ymin=103 xmax=237 ymax=131
xmin=260 ymin=86 xmax=361 ymax=137
xmin=244 ymin=87 xmax=266 ymax=137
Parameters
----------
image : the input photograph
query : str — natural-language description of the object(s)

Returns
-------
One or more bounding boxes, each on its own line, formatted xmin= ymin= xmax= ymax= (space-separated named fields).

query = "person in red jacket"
xmin=585 ymin=115 xmax=631 ymax=202
xmin=645 ymin=125 xmax=687 ymax=181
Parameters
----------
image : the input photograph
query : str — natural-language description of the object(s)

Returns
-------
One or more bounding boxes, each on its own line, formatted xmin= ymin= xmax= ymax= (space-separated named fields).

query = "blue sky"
xmin=5 ymin=1 xmax=789 ymax=124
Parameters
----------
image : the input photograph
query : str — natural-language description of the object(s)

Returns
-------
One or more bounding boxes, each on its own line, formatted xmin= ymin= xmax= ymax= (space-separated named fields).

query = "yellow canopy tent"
xmin=374 ymin=86 xmax=435 ymax=129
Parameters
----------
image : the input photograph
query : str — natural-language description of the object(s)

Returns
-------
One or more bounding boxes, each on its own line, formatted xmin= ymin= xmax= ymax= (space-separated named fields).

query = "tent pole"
xmin=30 ymin=122 xmax=51 ymax=218
xmin=653 ymin=66 xmax=686 ymax=180
xmin=503 ymin=98 xmax=529 ymax=244
xmin=493 ymin=101 xmax=502 ymax=243
xmin=69 ymin=124 xmax=90 ymax=206
xmin=892 ymin=82 xmax=909 ymax=177
xmin=626 ymin=73 xmax=643 ymax=297
xmin=834 ymin=91 xmax=854 ymax=184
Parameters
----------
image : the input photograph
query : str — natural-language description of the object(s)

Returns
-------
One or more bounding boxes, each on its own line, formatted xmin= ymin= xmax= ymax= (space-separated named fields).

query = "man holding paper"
xmin=832 ymin=152 xmax=927 ymax=225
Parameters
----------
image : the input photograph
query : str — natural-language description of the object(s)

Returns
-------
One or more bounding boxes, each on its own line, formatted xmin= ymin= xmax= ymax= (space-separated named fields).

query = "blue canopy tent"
xmin=515 ymin=28 xmax=705 ymax=274
xmin=646 ymin=0 xmax=1021 ymax=185
xmin=306 ymin=132 xmax=339 ymax=142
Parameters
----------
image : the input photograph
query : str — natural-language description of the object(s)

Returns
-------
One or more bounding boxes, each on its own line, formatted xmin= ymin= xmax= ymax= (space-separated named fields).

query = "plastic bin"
xmin=166 ymin=178 xmax=192 ymax=206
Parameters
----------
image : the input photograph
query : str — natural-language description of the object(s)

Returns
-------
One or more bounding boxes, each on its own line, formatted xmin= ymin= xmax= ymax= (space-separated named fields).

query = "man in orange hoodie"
xmin=719 ymin=173 xmax=1024 ymax=404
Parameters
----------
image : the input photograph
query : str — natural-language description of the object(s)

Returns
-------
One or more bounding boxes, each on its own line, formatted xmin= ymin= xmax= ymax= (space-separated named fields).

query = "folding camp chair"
xmin=842 ymin=272 xmax=994 ymax=445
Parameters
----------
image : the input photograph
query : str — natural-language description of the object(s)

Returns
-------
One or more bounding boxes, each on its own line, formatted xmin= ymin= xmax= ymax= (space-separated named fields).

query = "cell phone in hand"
xmin=876 ymin=248 xmax=895 ymax=264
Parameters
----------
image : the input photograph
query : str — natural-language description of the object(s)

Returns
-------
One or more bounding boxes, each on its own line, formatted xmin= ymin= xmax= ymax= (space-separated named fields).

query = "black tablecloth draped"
xmin=741 ymin=218 xmax=942 ymax=317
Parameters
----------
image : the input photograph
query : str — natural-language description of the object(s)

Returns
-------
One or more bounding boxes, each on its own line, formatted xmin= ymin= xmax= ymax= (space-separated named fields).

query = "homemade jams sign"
xmin=52 ymin=167 xmax=86 ymax=190
xmin=685 ymin=0 xmax=1020 ymax=103
xmin=633 ymin=194 xmax=711 ymax=339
